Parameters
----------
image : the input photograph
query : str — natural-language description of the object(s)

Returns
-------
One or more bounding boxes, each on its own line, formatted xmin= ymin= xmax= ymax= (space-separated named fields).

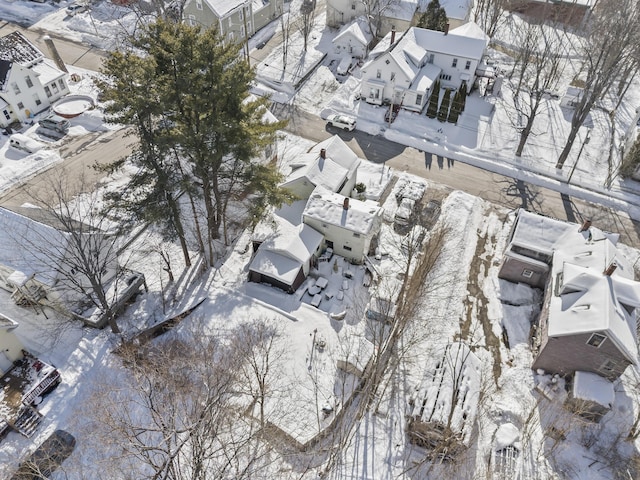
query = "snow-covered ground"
xmin=0 ymin=2 xmax=640 ymax=480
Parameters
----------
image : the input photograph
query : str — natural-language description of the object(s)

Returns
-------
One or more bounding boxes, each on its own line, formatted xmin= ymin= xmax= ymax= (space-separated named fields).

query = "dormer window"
xmin=587 ymin=333 xmax=606 ymax=348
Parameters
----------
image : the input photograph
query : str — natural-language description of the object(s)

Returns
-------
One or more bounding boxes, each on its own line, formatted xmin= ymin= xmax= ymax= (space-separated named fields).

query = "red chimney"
xmin=604 ymin=262 xmax=617 ymax=276
xmin=579 ymin=219 xmax=592 ymax=232
xmin=444 ymin=23 xmax=449 ymax=35
xmin=320 ymin=148 xmax=326 ymax=159
xmin=343 ymin=197 xmax=349 ymax=210
xmin=391 ymin=27 xmax=396 ymax=45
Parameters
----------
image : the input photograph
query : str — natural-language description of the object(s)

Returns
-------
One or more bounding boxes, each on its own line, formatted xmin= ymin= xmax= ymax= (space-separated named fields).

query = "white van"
xmin=9 ymin=134 xmax=44 ymax=154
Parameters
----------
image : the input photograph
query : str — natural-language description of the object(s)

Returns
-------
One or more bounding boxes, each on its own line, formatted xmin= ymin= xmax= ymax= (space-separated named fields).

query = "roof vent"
xmin=320 ymin=148 xmax=326 ymax=159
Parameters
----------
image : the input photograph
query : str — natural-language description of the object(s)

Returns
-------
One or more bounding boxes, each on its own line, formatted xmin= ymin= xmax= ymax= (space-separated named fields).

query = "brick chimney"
xmin=579 ymin=219 xmax=592 ymax=232
xmin=444 ymin=23 xmax=449 ymax=35
xmin=320 ymin=148 xmax=326 ymax=159
xmin=604 ymin=262 xmax=617 ymax=276
xmin=343 ymin=197 xmax=349 ymax=210
xmin=391 ymin=27 xmax=396 ymax=45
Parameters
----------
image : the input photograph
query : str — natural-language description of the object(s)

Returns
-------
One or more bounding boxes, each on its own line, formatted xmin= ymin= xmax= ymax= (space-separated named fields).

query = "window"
xmin=440 ymin=74 xmax=452 ymax=81
xmin=385 ymin=59 xmax=390 ymax=65
xmin=600 ymin=359 xmax=616 ymax=372
xmin=587 ymin=333 xmax=606 ymax=348
xmin=2 ymin=110 xmax=9 ymax=120
xmin=465 ymin=60 xmax=471 ymax=70
xmin=11 ymin=82 xmax=20 ymax=94
xmin=522 ymin=269 xmax=534 ymax=278
xmin=369 ymin=88 xmax=380 ymax=99
xmin=322 ymin=223 xmax=328 ymax=228
xmin=416 ymin=94 xmax=423 ymax=105
xmin=452 ymin=58 xmax=458 ymax=68
xmin=353 ymin=233 xmax=361 ymax=238
xmin=376 ymin=69 xmax=381 ymax=79
xmin=44 ymin=86 xmax=52 ymax=97
xmin=17 ymin=102 xmax=24 ymax=110
xmin=238 ymin=8 xmax=243 ymax=20
xmin=229 ymin=17 xmax=232 ymax=27
xmin=58 ymin=79 xmax=66 ymax=91
xmin=33 ymin=93 xmax=41 ymax=106
xmin=351 ymin=2 xmax=356 ymax=9
xmin=229 ymin=31 xmax=235 ymax=41
xmin=343 ymin=246 xmax=352 ymax=251
xmin=428 ymin=53 xmax=434 ymax=64
xmin=390 ymin=72 xmax=395 ymax=81
xmin=51 ymin=82 xmax=59 ymax=93
xmin=247 ymin=21 xmax=251 ymax=33
xmin=25 ymin=76 xmax=33 ymax=88
xmin=241 ymin=26 xmax=245 ymax=37
xmin=188 ymin=14 xmax=196 ymax=26
xmin=196 ymin=0 xmax=202 ymax=9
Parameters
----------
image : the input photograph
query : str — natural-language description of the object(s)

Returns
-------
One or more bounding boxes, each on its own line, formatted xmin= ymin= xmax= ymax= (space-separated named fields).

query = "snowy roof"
xmin=0 ymin=206 xmax=79 ymax=287
xmin=368 ymin=30 xmax=398 ymax=59
xmin=409 ymin=27 xmax=488 ymax=60
xmin=284 ymin=153 xmax=349 ymax=193
xmin=572 ymin=371 xmax=614 ymax=407
xmin=333 ymin=17 xmax=373 ymax=47
xmin=386 ymin=0 xmax=419 ymax=21
xmin=30 ymin=59 xmax=65 ymax=85
xmin=0 ymin=31 xmax=43 ymax=68
xmin=411 ymin=63 xmax=441 ymax=91
xmin=409 ymin=342 xmax=481 ymax=445
xmin=309 ymin=135 xmax=361 ymax=173
xmin=438 ymin=0 xmax=473 ymax=21
xmin=203 ymin=0 xmax=246 ymax=17
xmin=303 ymin=186 xmax=383 ymax=236
xmin=549 ymin=262 xmax=640 ymax=363
xmin=249 ymin=223 xmax=323 ymax=285
xmin=449 ymin=21 xmax=490 ymax=42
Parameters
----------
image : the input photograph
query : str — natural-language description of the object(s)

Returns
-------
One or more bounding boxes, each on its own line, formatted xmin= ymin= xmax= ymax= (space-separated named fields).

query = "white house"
xmin=332 ymin=17 xmax=373 ymax=59
xmin=0 ymin=31 xmax=69 ymax=127
xmin=248 ymin=222 xmax=324 ymax=293
xmin=0 ymin=314 xmax=23 ymax=375
xmin=326 ymin=0 xmax=418 ymax=37
xmin=281 ymin=135 xmax=361 ymax=200
xmin=302 ymin=186 xmax=383 ymax=264
xmin=360 ymin=24 xmax=488 ymax=110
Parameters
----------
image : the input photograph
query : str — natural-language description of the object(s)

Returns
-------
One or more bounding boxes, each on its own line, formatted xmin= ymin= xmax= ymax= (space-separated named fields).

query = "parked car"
xmin=395 ymin=197 xmax=416 ymax=224
xmin=38 ymin=114 xmax=70 ymax=134
xmin=11 ymin=430 xmax=76 ymax=480
xmin=9 ymin=134 xmax=44 ymax=154
xmin=66 ymin=2 xmax=88 ymax=16
xmin=327 ymin=114 xmax=356 ymax=131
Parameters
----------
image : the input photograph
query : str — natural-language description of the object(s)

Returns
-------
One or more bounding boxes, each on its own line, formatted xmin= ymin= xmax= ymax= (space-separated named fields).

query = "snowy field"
xmin=0 ymin=1 xmax=639 ymax=479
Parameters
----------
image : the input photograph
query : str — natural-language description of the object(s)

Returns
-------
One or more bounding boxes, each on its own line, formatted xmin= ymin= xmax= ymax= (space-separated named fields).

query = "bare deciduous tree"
xmin=556 ymin=0 xmax=640 ymax=169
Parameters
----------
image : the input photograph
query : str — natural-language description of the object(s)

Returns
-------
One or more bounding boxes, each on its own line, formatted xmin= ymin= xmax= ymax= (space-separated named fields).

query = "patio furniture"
xmin=316 ymin=277 xmax=328 ymax=289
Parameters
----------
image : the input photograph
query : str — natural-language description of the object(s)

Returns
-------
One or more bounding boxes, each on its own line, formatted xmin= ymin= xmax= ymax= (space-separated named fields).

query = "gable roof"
xmin=249 ymin=222 xmax=323 ymax=285
xmin=0 ymin=31 xmax=43 ymax=67
xmin=449 ymin=21 xmax=490 ymax=42
xmin=409 ymin=27 xmax=488 ymax=60
xmin=202 ymin=0 xmax=247 ymax=17
xmin=303 ymin=186 xmax=382 ymax=235
xmin=333 ymin=17 xmax=374 ymax=47
xmin=550 ymin=261 xmax=640 ymax=364
xmin=0 ymin=207 xmax=75 ymax=287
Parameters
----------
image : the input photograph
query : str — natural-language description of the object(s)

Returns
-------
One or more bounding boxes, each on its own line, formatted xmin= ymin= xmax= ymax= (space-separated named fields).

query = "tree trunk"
xmin=556 ymin=123 xmax=581 ymax=169
xmin=166 ymin=191 xmax=191 ymax=267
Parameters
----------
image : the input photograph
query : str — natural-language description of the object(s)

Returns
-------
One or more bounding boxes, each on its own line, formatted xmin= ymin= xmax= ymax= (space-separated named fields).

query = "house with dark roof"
xmin=0 ymin=31 xmax=69 ymax=127
xmin=498 ymin=210 xmax=640 ymax=381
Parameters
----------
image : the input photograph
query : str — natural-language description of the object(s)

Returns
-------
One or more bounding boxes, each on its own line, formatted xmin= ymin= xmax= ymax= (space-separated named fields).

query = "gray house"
xmin=183 ymin=0 xmax=283 ymax=42
xmin=498 ymin=210 xmax=640 ymax=381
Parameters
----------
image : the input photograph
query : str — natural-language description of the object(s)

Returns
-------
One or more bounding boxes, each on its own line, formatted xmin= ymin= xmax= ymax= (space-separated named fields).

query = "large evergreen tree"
xmin=100 ymin=21 xmax=293 ymax=266
xmin=426 ymin=80 xmax=441 ymax=118
xmin=437 ymin=88 xmax=452 ymax=122
xmin=417 ymin=0 xmax=448 ymax=32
